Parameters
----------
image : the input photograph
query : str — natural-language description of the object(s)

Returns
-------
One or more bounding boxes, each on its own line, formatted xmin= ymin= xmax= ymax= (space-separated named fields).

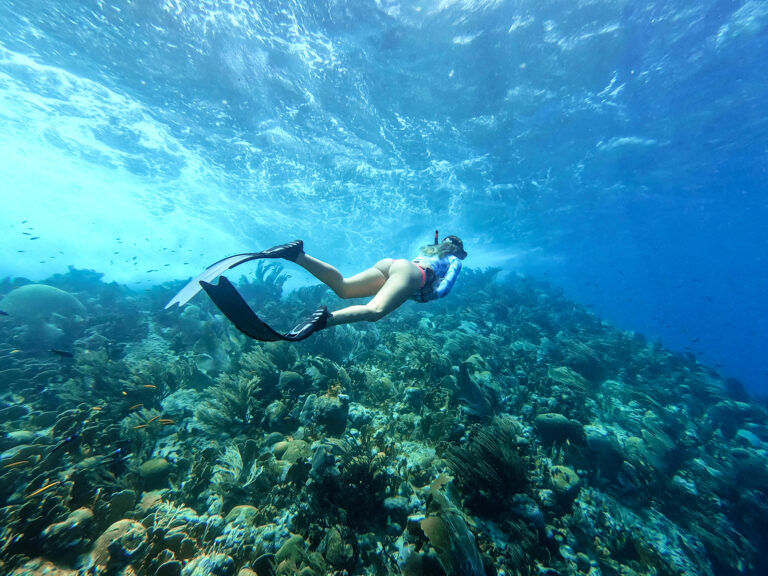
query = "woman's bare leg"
xmin=327 ymin=259 xmax=422 ymax=327
xmin=295 ymin=253 xmax=390 ymax=298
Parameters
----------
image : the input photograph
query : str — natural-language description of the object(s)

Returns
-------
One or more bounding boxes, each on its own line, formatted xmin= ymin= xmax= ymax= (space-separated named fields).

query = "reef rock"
xmin=320 ymin=526 xmax=357 ymax=570
xmin=274 ymin=534 xmax=327 ymax=574
xmin=264 ymin=400 xmax=297 ymax=433
xmin=181 ymin=553 xmax=235 ymax=576
xmin=41 ymin=507 xmax=94 ymax=554
xmin=734 ymin=428 xmax=762 ymax=448
xmin=275 ymin=439 xmax=310 ymax=463
xmin=102 ymin=489 xmax=137 ymax=525
xmin=383 ymin=496 xmax=410 ymax=527
xmin=403 ymin=386 xmax=425 ymax=409
xmin=9 ymin=558 xmax=76 ymax=576
xmin=139 ymin=457 xmax=171 ymax=490
xmin=549 ymin=465 xmax=581 ymax=506
xmin=276 ymin=534 xmax=308 ymax=565
xmin=299 ymin=393 xmax=349 ymax=436
xmin=1 ymin=430 xmax=36 ymax=449
xmin=157 ymin=560 xmax=184 ymax=576
xmin=86 ymin=518 xmax=149 ymax=568
xmin=509 ymin=494 xmax=545 ymax=533
xmin=534 ymin=413 xmax=584 ymax=443
xmin=224 ymin=504 xmax=260 ymax=527
xmin=278 ymin=370 xmax=305 ymax=394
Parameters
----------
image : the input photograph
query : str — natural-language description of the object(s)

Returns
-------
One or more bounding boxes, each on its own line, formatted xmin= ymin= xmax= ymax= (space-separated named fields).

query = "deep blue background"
xmin=0 ymin=0 xmax=766 ymax=394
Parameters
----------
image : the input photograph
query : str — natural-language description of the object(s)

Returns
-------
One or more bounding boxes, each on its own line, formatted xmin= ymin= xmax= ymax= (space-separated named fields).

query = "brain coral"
xmin=1 ymin=284 xmax=86 ymax=321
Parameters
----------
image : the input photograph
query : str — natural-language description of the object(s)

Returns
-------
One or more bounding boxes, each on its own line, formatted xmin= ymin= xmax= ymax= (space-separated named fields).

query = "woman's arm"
xmin=434 ymin=256 xmax=462 ymax=299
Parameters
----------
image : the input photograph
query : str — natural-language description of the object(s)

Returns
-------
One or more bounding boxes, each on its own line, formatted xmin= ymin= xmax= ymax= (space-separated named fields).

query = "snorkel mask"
xmin=433 ymin=230 xmax=467 ymax=259
xmin=443 ymin=235 xmax=467 ymax=260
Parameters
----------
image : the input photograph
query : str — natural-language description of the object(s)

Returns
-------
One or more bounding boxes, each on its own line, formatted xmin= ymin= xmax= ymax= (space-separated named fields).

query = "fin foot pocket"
xmin=285 ymin=306 xmax=331 ymax=341
xmin=258 ymin=240 xmax=304 ymax=262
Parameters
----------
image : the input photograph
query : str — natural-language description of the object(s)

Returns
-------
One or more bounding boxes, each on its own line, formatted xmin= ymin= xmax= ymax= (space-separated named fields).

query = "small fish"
xmin=30 ymin=237 xmax=40 ymax=240
xmin=50 ymin=349 xmax=74 ymax=358
xmin=21 ymin=220 xmax=28 ymax=224
xmin=27 ymin=481 xmax=61 ymax=498
xmin=133 ymin=424 xmax=149 ymax=430
xmin=50 ymin=431 xmax=82 ymax=453
xmin=3 ymin=460 xmax=29 ymax=469
xmin=22 ymin=232 xmax=31 ymax=236
xmin=10 ymin=349 xmax=20 ymax=354
xmin=0 ymin=310 xmax=8 ymax=316
xmin=159 ymin=419 xmax=175 ymax=425
xmin=105 ymin=444 xmax=132 ymax=468
xmin=143 ymin=384 xmax=157 ymax=389
xmin=91 ymin=406 xmax=103 ymax=411
xmin=146 ymin=269 xmax=157 ymax=273
xmin=146 ymin=415 xmax=161 ymax=424
xmin=128 ymin=403 xmax=144 ymax=411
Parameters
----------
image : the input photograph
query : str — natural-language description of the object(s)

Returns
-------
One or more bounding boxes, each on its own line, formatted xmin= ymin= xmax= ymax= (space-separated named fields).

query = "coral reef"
xmin=0 ymin=266 xmax=765 ymax=576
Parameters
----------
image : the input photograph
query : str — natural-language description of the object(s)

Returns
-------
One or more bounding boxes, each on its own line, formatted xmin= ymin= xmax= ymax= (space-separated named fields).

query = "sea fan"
xmin=420 ymin=476 xmax=485 ymax=576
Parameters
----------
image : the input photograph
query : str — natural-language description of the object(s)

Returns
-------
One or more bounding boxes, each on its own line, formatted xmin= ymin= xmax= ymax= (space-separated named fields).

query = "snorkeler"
xmin=166 ymin=233 xmax=467 ymax=342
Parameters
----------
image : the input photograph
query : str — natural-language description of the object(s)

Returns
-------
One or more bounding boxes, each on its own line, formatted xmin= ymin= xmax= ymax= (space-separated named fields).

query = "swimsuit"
xmin=397 ymin=259 xmax=431 ymax=289
xmin=409 ymin=254 xmax=461 ymax=302
xmin=413 ymin=263 xmax=427 ymax=288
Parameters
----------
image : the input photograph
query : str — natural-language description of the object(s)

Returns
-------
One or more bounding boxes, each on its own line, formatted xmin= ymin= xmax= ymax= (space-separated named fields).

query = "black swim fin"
xmin=165 ymin=240 xmax=304 ymax=309
xmin=200 ymin=276 xmax=329 ymax=342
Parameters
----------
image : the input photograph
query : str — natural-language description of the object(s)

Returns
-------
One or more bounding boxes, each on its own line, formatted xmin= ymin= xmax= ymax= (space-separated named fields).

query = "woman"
xmin=296 ymin=234 xmax=466 ymax=327
xmin=166 ymin=234 xmax=467 ymax=341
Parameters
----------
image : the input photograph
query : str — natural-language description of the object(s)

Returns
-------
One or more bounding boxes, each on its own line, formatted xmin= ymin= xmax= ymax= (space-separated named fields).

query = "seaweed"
xmin=453 ymin=361 xmax=493 ymax=419
xmin=442 ymin=415 xmax=530 ymax=517
xmin=236 ymin=261 xmax=291 ymax=305
xmin=195 ymin=373 xmax=263 ymax=433
xmin=306 ymin=428 xmax=395 ymax=530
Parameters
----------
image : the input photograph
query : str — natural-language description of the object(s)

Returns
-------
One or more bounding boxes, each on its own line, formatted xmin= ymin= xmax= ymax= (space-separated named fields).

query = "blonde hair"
xmin=418 ymin=239 xmax=459 ymax=258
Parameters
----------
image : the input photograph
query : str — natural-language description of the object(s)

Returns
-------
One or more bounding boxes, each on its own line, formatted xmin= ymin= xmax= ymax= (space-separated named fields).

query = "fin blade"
xmin=200 ymin=277 xmax=284 ymax=342
xmin=165 ymin=253 xmax=260 ymax=309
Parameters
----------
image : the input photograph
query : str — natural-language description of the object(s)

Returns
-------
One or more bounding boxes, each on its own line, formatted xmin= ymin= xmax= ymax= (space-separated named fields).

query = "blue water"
xmin=0 ymin=0 xmax=766 ymax=394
